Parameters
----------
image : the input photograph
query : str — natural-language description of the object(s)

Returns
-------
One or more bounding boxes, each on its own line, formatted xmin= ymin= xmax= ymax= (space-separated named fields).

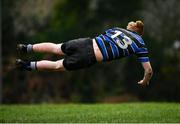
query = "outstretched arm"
xmin=138 ymin=62 xmax=153 ymax=86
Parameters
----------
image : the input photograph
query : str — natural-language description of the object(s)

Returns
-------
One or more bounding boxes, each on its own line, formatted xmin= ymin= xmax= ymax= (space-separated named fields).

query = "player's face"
xmin=127 ymin=21 xmax=137 ymax=30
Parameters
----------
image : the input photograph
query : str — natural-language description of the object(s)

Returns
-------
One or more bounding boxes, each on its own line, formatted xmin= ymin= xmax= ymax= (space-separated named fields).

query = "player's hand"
xmin=138 ymin=80 xmax=149 ymax=86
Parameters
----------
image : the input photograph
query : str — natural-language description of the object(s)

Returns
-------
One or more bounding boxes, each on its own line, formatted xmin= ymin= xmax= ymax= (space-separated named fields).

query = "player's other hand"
xmin=138 ymin=80 xmax=149 ymax=86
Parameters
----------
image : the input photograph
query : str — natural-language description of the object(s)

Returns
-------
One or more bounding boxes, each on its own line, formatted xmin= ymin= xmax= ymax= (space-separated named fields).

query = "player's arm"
xmin=138 ymin=61 xmax=153 ymax=86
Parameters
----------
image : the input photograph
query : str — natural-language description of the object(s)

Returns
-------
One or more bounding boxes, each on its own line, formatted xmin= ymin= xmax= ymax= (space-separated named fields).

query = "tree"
xmin=0 ymin=0 xmax=2 ymax=103
xmin=140 ymin=0 xmax=180 ymax=101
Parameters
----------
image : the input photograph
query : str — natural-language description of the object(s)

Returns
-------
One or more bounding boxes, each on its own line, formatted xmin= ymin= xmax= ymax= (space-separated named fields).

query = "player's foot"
xmin=15 ymin=59 xmax=32 ymax=71
xmin=17 ymin=44 xmax=28 ymax=53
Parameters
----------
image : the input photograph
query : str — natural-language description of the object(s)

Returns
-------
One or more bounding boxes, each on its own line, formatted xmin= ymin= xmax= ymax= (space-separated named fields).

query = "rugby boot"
xmin=15 ymin=59 xmax=32 ymax=71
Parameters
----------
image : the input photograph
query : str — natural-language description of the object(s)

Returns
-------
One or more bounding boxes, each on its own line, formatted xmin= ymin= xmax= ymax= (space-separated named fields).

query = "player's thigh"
xmin=55 ymin=59 xmax=66 ymax=71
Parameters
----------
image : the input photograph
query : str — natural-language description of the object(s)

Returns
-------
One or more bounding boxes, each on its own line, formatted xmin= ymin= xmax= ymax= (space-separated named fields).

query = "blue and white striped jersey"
xmin=95 ymin=27 xmax=149 ymax=63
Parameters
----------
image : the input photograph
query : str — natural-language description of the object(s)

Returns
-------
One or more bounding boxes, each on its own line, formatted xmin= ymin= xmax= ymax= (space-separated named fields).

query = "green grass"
xmin=0 ymin=103 xmax=180 ymax=123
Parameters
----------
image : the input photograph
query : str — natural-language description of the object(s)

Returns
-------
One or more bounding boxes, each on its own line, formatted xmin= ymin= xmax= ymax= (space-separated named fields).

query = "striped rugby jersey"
xmin=95 ymin=27 xmax=149 ymax=62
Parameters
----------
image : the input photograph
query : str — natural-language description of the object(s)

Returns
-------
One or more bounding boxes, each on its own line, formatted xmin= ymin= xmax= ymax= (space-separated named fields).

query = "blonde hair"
xmin=135 ymin=20 xmax=144 ymax=35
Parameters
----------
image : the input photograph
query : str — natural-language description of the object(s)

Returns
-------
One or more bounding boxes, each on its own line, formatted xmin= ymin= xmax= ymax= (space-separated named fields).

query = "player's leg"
xmin=17 ymin=43 xmax=65 ymax=55
xmin=16 ymin=59 xmax=66 ymax=71
xmin=36 ymin=59 xmax=65 ymax=71
xmin=32 ymin=43 xmax=64 ymax=55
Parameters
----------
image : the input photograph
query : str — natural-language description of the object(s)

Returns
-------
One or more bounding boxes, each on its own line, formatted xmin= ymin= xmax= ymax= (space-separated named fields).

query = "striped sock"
xmin=30 ymin=61 xmax=37 ymax=70
xmin=27 ymin=44 xmax=33 ymax=52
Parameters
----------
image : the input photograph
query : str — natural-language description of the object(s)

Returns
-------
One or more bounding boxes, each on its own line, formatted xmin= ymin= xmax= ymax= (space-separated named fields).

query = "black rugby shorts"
xmin=61 ymin=38 xmax=97 ymax=70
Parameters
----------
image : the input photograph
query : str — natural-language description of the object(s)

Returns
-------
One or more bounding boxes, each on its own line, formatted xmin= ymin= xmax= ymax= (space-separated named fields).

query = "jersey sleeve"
xmin=136 ymin=48 xmax=150 ymax=63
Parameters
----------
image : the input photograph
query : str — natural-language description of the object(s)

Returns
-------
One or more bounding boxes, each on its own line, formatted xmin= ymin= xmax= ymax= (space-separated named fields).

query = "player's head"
xmin=127 ymin=20 xmax=144 ymax=36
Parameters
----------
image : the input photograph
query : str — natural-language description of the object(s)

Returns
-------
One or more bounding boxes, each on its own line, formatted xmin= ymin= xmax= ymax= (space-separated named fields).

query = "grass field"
xmin=0 ymin=103 xmax=180 ymax=123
